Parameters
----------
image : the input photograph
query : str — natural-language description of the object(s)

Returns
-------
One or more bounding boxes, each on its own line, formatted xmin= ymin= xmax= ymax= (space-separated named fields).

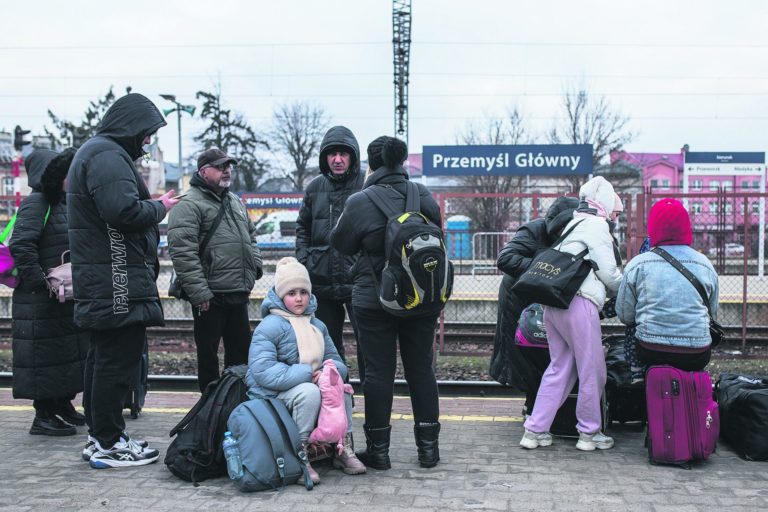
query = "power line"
xmin=3 ymin=72 xmax=768 ymax=81
xmin=1 ymin=92 xmax=767 ymax=99
xmin=1 ymin=40 xmax=767 ymax=51
xmin=4 ymin=114 xmax=768 ymax=121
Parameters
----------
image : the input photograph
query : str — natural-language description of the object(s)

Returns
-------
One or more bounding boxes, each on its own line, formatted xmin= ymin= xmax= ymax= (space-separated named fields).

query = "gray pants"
xmin=276 ymin=382 xmax=354 ymax=442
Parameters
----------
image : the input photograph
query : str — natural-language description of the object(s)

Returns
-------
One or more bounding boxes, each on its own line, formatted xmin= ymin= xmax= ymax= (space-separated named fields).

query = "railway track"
xmin=0 ymin=372 xmax=508 ymax=397
xmin=0 ymin=318 xmax=768 ymax=345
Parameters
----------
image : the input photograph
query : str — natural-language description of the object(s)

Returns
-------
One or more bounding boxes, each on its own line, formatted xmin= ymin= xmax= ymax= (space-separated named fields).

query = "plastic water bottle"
xmin=222 ymin=431 xmax=243 ymax=480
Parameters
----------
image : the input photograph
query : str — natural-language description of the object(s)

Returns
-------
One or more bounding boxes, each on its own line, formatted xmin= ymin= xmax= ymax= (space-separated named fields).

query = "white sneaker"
xmin=519 ymin=429 xmax=553 ymax=449
xmin=575 ymin=431 xmax=614 ymax=451
xmin=82 ymin=432 xmax=149 ymax=462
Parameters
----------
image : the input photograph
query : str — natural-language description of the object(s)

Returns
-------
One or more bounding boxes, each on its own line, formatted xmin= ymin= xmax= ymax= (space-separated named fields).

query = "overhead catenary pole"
xmin=392 ymin=0 xmax=413 ymax=181
xmin=392 ymin=0 xmax=411 ymax=147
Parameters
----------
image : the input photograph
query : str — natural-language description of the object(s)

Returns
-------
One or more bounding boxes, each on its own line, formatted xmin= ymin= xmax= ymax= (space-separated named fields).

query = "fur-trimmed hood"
xmin=26 ymin=148 xmax=76 ymax=205
xmin=41 ymin=148 xmax=76 ymax=205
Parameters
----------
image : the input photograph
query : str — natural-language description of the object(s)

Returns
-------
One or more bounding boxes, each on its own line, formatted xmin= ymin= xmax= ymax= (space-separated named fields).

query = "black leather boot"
xmin=414 ymin=422 xmax=440 ymax=468
xmin=54 ymin=401 xmax=86 ymax=426
xmin=355 ymin=425 xmax=391 ymax=470
xmin=29 ymin=413 xmax=77 ymax=437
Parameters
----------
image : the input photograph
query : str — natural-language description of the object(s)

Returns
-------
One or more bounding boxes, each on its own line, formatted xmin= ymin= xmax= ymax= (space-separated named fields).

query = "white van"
xmin=253 ymin=210 xmax=299 ymax=249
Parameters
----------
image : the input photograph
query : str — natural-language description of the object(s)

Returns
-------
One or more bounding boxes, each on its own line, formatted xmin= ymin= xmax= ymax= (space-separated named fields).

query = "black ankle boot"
xmin=55 ymin=401 xmax=86 ymax=426
xmin=29 ymin=414 xmax=77 ymax=437
xmin=355 ymin=425 xmax=391 ymax=470
xmin=414 ymin=422 xmax=440 ymax=468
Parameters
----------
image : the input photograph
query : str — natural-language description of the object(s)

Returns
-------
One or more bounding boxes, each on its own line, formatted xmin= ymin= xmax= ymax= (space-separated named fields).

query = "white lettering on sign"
xmin=514 ymin=152 xmax=581 ymax=171
xmin=432 ymin=151 xmax=583 ymax=172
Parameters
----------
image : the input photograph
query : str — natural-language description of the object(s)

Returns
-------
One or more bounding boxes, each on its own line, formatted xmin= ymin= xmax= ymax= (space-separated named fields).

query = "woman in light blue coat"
xmin=246 ymin=257 xmax=365 ymax=484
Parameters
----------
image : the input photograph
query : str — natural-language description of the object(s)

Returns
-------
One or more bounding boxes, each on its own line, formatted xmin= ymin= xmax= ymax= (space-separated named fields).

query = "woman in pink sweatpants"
xmin=520 ymin=177 xmax=623 ymax=451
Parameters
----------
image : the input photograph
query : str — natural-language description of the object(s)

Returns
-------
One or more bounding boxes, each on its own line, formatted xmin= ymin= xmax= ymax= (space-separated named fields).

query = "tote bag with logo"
xmin=511 ymin=219 xmax=594 ymax=309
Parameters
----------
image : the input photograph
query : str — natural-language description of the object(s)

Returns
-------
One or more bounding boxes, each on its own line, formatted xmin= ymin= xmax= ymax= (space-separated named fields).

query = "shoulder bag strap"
xmin=553 ymin=218 xmax=590 ymax=260
xmin=651 ymin=247 xmax=713 ymax=314
xmin=0 ymin=213 xmax=16 ymax=244
xmin=198 ymin=198 xmax=228 ymax=257
xmin=553 ymin=218 xmax=585 ymax=248
xmin=0 ymin=205 xmax=50 ymax=245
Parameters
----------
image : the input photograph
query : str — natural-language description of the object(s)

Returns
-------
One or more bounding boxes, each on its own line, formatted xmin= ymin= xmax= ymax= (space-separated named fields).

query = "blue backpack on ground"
xmin=227 ymin=398 xmax=313 ymax=492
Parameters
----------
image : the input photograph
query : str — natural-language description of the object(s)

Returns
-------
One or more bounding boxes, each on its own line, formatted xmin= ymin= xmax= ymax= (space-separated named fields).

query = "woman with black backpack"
xmin=331 ymin=136 xmax=442 ymax=470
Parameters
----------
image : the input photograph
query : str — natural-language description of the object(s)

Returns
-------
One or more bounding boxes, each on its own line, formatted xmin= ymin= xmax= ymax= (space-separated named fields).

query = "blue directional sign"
xmin=422 ymin=144 xmax=593 ymax=176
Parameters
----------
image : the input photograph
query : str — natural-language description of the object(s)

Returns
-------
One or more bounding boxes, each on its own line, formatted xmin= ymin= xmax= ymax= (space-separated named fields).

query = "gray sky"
xmin=2 ymin=0 xmax=767 ymax=166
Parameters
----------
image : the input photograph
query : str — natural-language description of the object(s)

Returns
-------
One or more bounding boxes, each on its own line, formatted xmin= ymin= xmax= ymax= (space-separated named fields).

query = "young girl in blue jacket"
xmin=245 ymin=257 xmax=365 ymax=485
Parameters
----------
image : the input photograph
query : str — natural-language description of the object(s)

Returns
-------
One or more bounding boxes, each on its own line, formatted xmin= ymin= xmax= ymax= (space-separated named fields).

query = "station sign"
xmin=685 ymin=152 xmax=765 ymax=176
xmin=422 ymin=144 xmax=593 ymax=176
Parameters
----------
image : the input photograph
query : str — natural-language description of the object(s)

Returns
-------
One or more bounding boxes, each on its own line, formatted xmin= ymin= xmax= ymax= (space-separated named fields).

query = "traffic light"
xmin=13 ymin=125 xmax=31 ymax=151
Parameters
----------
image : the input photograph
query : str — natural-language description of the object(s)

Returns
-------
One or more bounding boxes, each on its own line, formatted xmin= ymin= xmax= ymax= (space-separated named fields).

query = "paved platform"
xmin=1 ymin=388 xmax=767 ymax=511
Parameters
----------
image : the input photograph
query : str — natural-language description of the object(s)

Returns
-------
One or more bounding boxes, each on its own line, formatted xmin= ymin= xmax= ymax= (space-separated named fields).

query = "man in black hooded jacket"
xmin=489 ymin=196 xmax=580 ymax=415
xmin=67 ymin=93 xmax=179 ymax=469
xmin=295 ymin=125 xmax=364 ymax=379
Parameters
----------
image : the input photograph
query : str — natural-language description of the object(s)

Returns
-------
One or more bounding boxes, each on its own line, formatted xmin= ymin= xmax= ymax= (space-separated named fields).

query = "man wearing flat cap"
xmin=168 ymin=147 xmax=263 ymax=391
xmin=296 ymin=126 xmax=365 ymax=381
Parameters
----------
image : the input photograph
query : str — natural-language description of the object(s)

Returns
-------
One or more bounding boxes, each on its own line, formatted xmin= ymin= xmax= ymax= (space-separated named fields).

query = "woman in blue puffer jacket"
xmin=246 ymin=257 xmax=365 ymax=485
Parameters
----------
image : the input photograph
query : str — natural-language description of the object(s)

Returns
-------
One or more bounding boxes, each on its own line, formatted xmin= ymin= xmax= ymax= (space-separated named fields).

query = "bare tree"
xmin=548 ymin=85 xmax=635 ymax=191
xmin=270 ymin=102 xmax=329 ymax=191
xmin=195 ymin=86 xmax=270 ymax=192
xmin=455 ymin=108 xmax=534 ymax=231
xmin=46 ymin=86 xmax=120 ymax=148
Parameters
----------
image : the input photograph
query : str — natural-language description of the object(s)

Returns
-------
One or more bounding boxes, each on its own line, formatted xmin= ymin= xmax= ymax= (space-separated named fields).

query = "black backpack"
xmin=363 ymin=181 xmax=453 ymax=317
xmin=164 ymin=365 xmax=249 ymax=484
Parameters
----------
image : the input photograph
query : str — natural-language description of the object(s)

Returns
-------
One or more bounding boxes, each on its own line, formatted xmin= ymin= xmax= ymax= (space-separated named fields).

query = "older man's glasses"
xmin=203 ymin=163 xmax=232 ymax=172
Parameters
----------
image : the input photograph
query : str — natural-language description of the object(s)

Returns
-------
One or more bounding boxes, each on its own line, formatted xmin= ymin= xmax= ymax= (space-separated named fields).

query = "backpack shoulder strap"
xmin=266 ymin=398 xmax=313 ymax=489
xmin=651 ymin=247 xmax=712 ymax=314
xmin=168 ymin=378 xmax=220 ymax=437
xmin=362 ymin=185 xmax=400 ymax=218
xmin=405 ymin=181 xmax=421 ymax=212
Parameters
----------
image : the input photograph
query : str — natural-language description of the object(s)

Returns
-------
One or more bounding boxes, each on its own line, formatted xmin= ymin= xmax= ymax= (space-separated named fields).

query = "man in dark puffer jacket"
xmin=67 ymin=92 xmax=180 ymax=469
xmin=11 ymin=149 xmax=89 ymax=437
xmin=296 ymin=126 xmax=364 ymax=378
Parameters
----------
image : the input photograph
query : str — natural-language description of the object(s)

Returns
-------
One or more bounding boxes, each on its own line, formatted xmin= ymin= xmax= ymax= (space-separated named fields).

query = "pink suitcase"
xmin=645 ymin=366 xmax=719 ymax=467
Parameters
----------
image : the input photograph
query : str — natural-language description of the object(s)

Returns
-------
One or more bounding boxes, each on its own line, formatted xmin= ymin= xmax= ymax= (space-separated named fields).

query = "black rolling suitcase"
xmin=124 ymin=336 xmax=149 ymax=419
xmin=547 ymin=385 xmax=607 ymax=437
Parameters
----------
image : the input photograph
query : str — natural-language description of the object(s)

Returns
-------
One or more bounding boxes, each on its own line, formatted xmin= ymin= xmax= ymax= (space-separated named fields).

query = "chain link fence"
xmin=2 ymin=191 xmax=766 ymax=346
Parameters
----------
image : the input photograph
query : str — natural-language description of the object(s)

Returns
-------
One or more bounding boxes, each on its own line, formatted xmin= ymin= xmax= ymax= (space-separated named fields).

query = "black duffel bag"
xmin=716 ymin=373 xmax=768 ymax=461
xmin=512 ymin=219 xmax=594 ymax=309
xmin=604 ymin=334 xmax=645 ymax=424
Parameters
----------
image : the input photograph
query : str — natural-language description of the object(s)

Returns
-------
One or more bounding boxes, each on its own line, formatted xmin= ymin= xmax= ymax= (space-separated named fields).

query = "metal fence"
xmin=436 ymin=191 xmax=768 ymax=344
xmin=2 ymin=190 xmax=765 ymax=348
